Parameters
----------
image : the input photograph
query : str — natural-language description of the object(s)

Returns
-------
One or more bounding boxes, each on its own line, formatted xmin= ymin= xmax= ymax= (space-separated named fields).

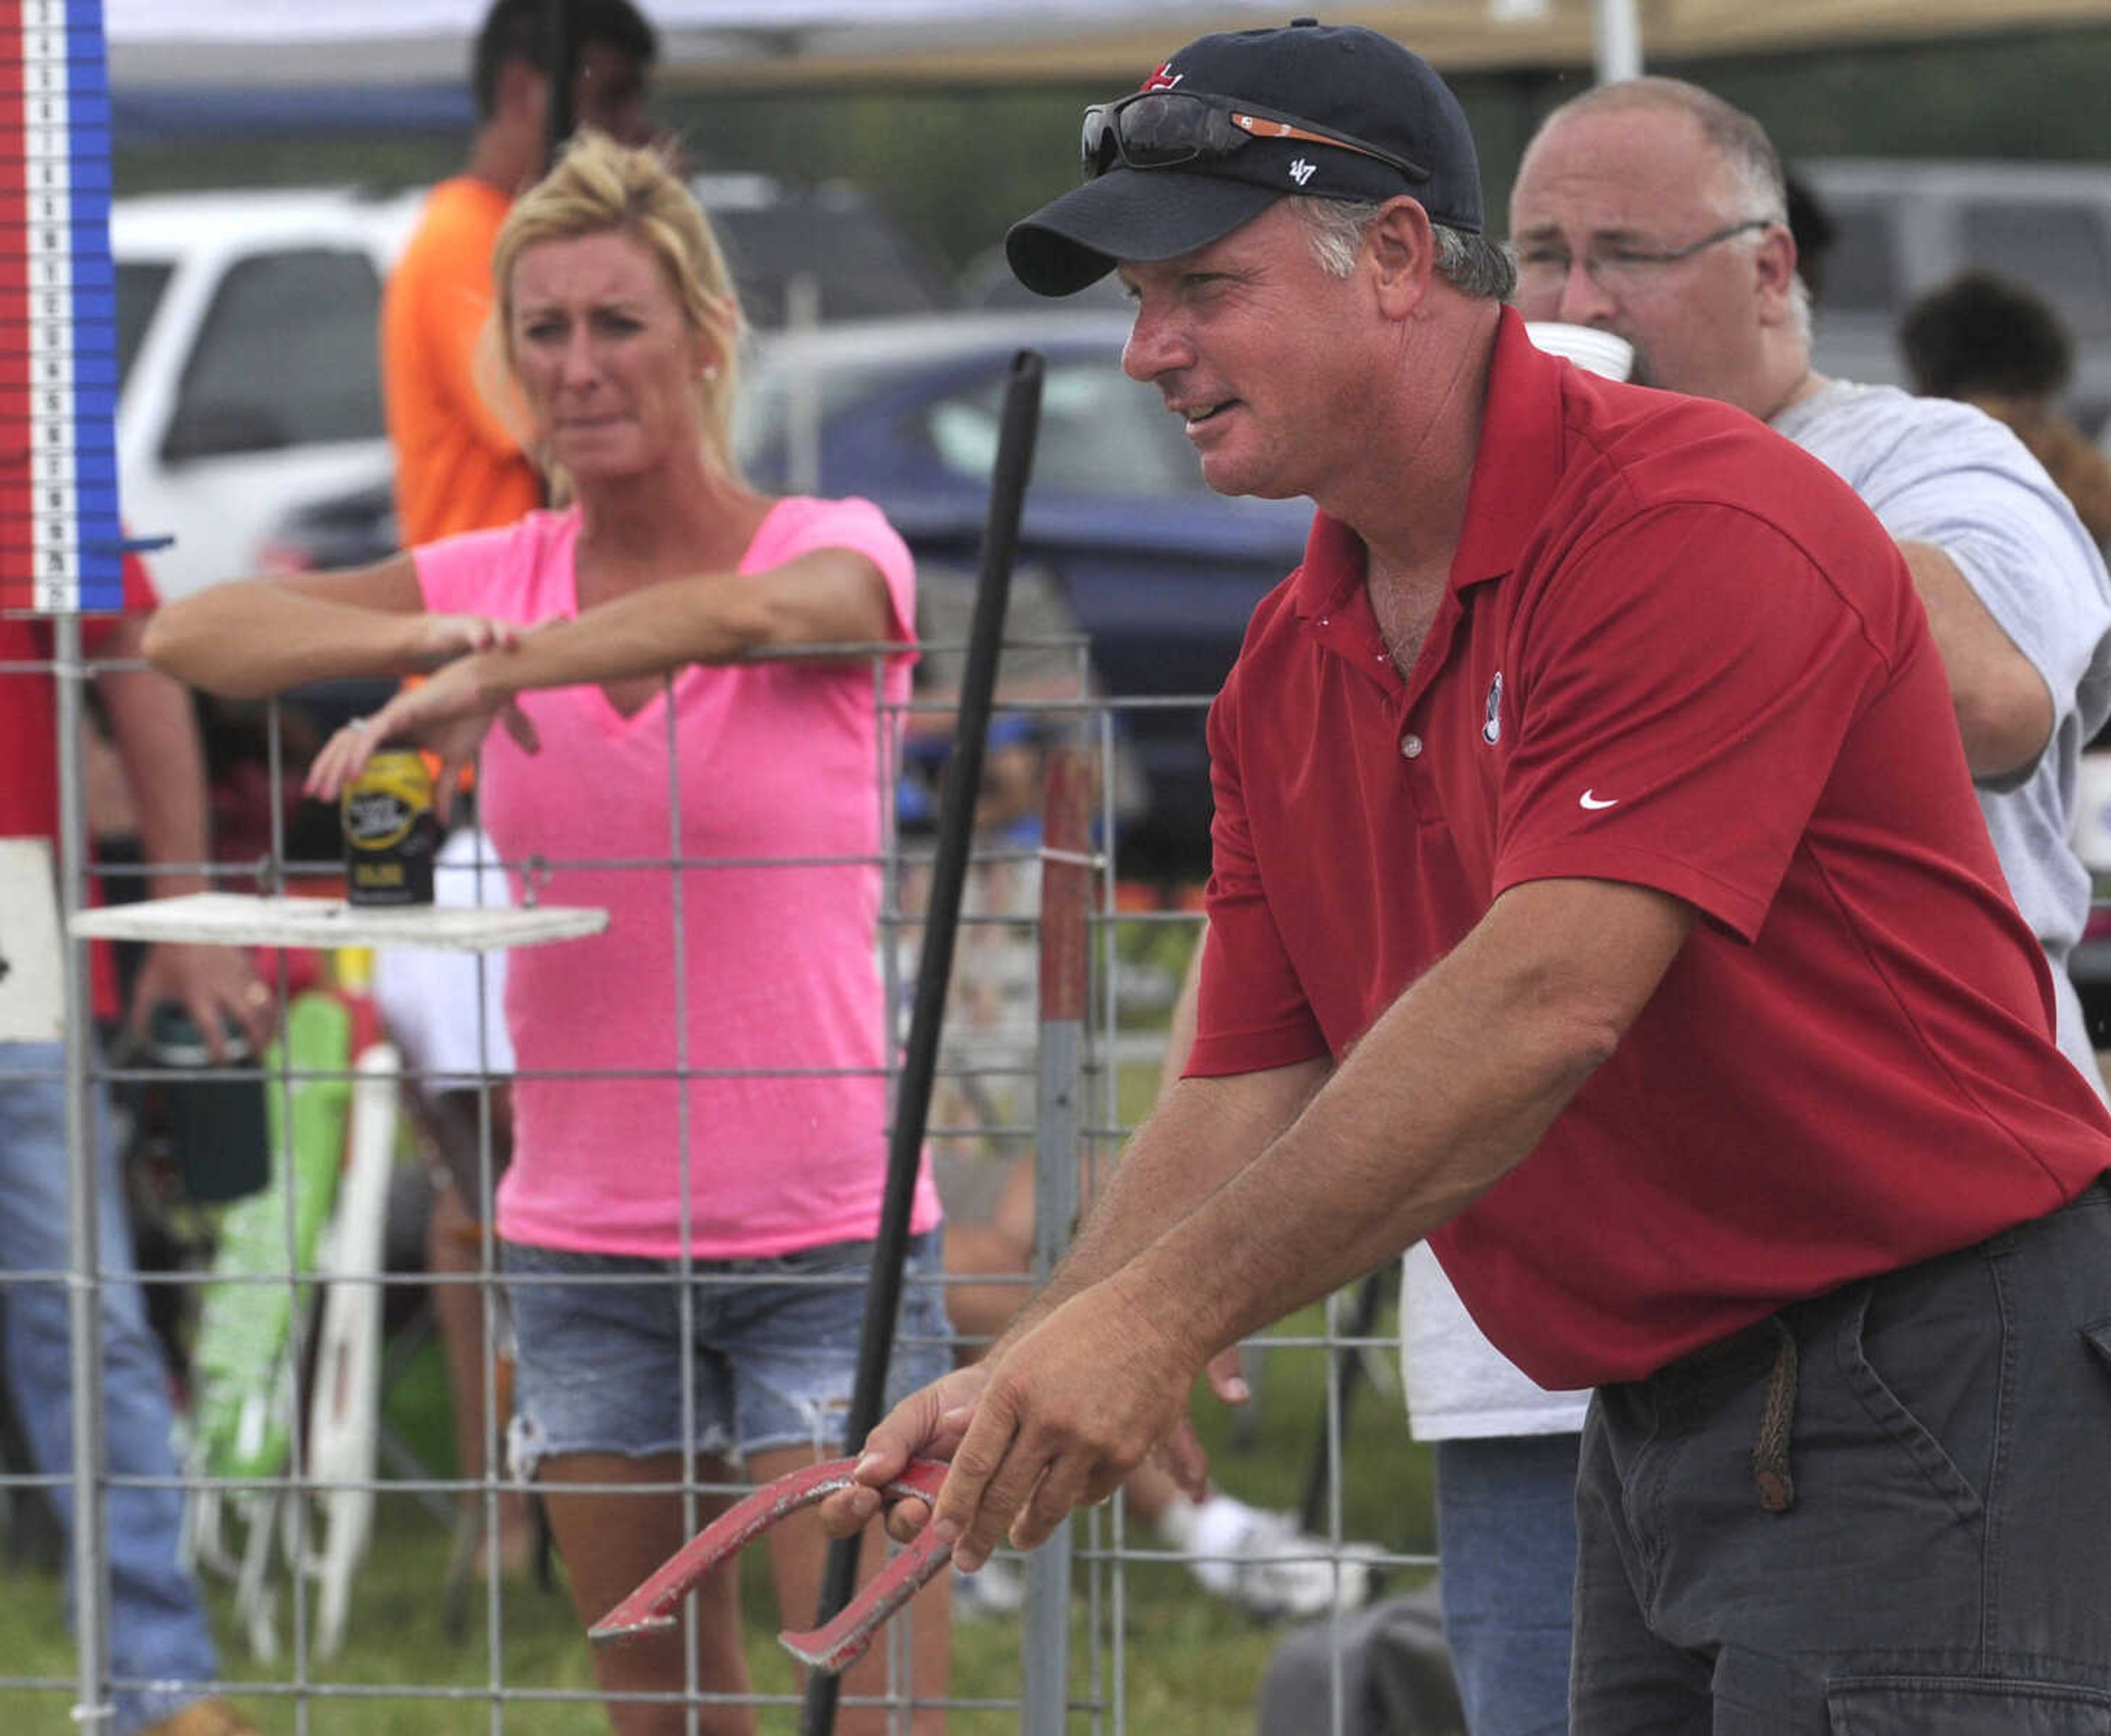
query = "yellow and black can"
xmin=340 ymin=746 xmax=438 ymax=906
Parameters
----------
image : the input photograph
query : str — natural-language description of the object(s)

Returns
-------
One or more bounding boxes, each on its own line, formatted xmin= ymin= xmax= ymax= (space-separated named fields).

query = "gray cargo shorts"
xmin=1572 ymin=1176 xmax=2111 ymax=1733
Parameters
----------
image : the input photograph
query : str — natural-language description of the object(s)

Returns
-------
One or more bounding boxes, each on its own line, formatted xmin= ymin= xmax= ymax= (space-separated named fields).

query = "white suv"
xmin=114 ymin=186 xmax=424 ymax=602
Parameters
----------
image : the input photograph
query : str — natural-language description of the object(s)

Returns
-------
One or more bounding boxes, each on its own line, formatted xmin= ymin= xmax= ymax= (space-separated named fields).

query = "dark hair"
xmin=1898 ymin=269 xmax=2075 ymax=401
xmin=471 ymin=0 xmax=657 ymax=120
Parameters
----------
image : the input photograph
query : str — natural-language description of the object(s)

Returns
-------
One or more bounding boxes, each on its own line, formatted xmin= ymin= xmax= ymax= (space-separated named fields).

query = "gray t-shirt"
xmin=1775 ymin=379 xmax=2111 ymax=1094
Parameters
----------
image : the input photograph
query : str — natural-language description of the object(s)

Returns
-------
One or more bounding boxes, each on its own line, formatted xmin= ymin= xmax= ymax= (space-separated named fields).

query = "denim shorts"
xmin=502 ymin=1230 xmax=952 ymax=1475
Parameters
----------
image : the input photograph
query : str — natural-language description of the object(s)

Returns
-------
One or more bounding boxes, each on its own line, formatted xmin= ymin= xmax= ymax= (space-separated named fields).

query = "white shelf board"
xmin=69 ymin=893 xmax=607 ymax=953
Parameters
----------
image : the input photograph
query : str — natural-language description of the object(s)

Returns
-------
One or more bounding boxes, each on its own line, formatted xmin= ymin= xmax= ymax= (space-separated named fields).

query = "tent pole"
xmin=541 ymin=0 xmax=576 ymax=168
xmin=1594 ymin=0 xmax=1644 ymax=80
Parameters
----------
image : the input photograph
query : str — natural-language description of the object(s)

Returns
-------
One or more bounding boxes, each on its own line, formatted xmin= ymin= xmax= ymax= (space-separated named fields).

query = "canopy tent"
xmin=102 ymin=0 xmax=2111 ymax=90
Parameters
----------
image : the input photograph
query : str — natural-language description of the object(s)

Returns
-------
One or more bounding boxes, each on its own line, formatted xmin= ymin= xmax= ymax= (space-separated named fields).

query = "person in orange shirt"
xmin=382 ymin=0 xmax=658 ymax=548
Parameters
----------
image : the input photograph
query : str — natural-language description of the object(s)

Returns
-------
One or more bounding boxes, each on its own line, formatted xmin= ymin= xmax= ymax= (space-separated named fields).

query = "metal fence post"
xmin=54 ymin=612 xmax=112 ymax=1733
xmin=1021 ymin=742 xmax=1093 ymax=1734
xmin=800 ymin=350 xmax=1043 ymax=1736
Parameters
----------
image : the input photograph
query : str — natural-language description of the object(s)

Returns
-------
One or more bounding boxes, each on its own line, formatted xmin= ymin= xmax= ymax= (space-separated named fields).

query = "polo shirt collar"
xmin=1291 ymin=307 xmax=1571 ymax=616
xmin=1291 ymin=511 xmax=1370 ymax=618
xmin=1450 ymin=307 xmax=1568 ymax=593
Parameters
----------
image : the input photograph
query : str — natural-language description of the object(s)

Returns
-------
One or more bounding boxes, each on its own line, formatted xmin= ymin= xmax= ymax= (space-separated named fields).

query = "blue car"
xmin=737 ymin=309 xmax=1314 ymax=881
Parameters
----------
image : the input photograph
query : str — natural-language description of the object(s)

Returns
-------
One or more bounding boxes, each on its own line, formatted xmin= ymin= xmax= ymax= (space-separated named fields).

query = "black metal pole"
xmin=540 ymin=0 xmax=575 ymax=169
xmin=799 ymin=351 xmax=1045 ymax=1735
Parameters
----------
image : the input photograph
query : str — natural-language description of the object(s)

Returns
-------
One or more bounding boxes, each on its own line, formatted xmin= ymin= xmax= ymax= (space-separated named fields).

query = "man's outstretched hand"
xmin=819 ymin=1271 xmax=1241 ymax=1573
xmin=815 ymin=1363 xmax=990 ymax=1544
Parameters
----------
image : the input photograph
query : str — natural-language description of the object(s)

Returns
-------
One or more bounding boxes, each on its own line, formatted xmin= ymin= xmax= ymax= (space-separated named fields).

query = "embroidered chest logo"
xmin=1482 ymin=671 xmax=1503 ymax=745
xmin=1288 ymin=158 xmax=1317 ymax=186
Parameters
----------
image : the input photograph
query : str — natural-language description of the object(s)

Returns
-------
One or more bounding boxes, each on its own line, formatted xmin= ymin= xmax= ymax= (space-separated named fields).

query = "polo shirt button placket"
xmin=1400 ymin=732 xmax=1424 ymax=759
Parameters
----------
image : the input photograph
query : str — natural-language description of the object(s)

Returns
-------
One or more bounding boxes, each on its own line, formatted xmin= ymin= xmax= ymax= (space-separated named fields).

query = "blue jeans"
xmin=0 ymin=1042 xmax=221 ymax=1733
xmin=1433 ymin=1433 xmax=1579 ymax=1736
xmin=1574 ymin=1181 xmax=2111 ymax=1732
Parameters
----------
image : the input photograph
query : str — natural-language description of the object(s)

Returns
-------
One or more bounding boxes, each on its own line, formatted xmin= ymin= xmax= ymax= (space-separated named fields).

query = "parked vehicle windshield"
xmin=165 ymin=246 xmax=388 ymax=459
xmin=739 ymin=345 xmax=1214 ymax=499
xmin=116 ymin=260 xmax=170 ymax=395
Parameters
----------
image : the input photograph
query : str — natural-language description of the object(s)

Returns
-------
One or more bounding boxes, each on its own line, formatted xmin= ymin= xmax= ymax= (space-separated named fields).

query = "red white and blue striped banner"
xmin=0 ymin=0 xmax=119 ymax=614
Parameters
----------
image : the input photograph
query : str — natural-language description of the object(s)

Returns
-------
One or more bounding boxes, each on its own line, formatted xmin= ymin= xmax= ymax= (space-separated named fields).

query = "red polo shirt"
xmin=3 ymin=550 xmax=157 ymax=842
xmin=1193 ymin=309 xmax=2111 ymax=1389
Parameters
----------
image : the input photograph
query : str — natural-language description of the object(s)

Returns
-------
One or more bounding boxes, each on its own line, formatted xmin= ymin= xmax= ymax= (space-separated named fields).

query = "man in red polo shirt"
xmin=825 ymin=20 xmax=2111 ymax=1729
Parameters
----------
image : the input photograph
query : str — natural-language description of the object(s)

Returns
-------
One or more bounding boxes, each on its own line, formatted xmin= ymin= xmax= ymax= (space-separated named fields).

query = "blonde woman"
xmin=147 ymin=132 xmax=951 ymax=1736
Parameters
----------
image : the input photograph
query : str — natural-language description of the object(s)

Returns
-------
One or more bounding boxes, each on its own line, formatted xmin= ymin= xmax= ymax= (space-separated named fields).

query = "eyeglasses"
xmin=1513 ymin=218 xmax=1775 ymax=294
xmin=1080 ymin=89 xmax=1428 ymax=185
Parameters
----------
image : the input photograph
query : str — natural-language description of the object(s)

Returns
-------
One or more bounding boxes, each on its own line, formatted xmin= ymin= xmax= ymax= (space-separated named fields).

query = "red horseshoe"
xmin=589 ymin=1456 xmax=953 ymax=1676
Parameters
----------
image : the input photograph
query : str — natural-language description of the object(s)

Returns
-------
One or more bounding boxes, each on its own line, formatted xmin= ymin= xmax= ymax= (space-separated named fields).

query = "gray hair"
xmin=1289 ymin=196 xmax=1518 ymax=302
xmin=1787 ymin=271 xmax=1813 ymax=351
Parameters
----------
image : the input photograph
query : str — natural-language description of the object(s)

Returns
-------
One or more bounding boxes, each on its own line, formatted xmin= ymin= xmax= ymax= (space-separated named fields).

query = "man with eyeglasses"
xmin=822 ymin=21 xmax=2111 ymax=1731
xmin=1510 ymin=87 xmax=2111 ymax=1095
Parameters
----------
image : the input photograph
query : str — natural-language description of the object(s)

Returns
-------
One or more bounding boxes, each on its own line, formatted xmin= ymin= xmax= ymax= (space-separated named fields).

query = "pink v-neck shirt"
xmin=415 ymin=499 xmax=940 ymax=1257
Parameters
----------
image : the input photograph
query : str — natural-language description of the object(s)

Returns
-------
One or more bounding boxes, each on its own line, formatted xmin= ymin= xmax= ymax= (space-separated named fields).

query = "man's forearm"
xmin=1153 ymin=935 xmax=1206 ymax=1102
xmin=1120 ymin=877 xmax=1694 ymax=1368
xmin=996 ymin=1056 xmax=1327 ymax=1353
xmin=1141 ymin=974 xmax=1601 ymax=1363
xmin=96 ymin=627 xmax=213 ymax=895
xmin=1897 ymin=538 xmax=2053 ymax=779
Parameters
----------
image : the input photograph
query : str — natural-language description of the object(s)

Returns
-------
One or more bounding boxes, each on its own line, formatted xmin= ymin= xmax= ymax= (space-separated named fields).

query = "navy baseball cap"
xmin=1007 ymin=18 xmax=1484 ymax=297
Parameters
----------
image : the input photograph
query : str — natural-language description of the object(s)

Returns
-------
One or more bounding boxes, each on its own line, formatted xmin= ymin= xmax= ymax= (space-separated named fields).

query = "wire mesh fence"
xmin=1 ymin=633 xmax=1441 ymax=1734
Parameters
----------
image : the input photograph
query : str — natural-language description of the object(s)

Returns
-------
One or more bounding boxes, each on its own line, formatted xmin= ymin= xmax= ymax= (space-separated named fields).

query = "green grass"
xmin=0 ymin=1306 xmax=1431 ymax=1733
xmin=2 ymin=1042 xmax=1435 ymax=1732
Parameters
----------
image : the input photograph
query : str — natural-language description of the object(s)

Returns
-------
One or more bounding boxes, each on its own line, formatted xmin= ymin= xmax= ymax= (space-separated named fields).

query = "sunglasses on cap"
xmin=1080 ymin=89 xmax=1429 ymax=185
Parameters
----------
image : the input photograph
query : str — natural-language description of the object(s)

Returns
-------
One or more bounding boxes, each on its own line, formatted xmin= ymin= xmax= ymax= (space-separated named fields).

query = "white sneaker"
xmin=949 ymin=1550 xmax=1027 ymax=1619
xmin=1182 ymin=1501 xmax=1384 ymax=1621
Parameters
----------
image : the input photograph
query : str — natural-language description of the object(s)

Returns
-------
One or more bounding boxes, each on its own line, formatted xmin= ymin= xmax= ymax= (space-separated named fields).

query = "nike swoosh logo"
xmin=1579 ymin=790 xmax=1618 ymax=810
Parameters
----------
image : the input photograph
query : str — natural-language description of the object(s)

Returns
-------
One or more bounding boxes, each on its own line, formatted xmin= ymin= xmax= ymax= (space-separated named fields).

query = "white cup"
xmin=1524 ymin=320 xmax=1635 ymax=383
